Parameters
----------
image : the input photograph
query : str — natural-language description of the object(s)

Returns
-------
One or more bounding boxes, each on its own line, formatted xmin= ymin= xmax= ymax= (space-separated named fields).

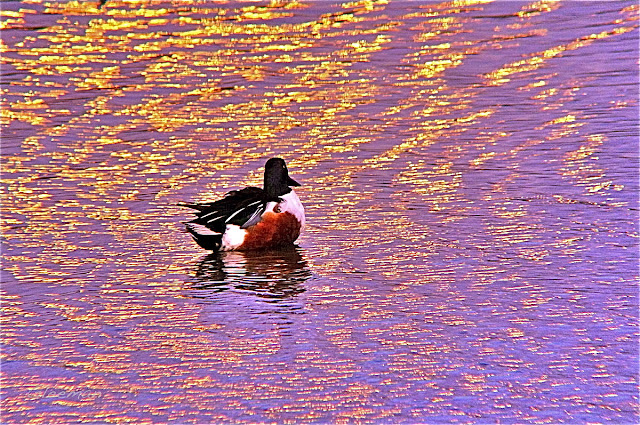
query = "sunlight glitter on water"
xmin=1 ymin=1 xmax=639 ymax=423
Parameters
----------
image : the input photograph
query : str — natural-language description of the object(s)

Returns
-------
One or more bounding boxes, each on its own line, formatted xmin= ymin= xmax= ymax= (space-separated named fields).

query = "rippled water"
xmin=1 ymin=1 xmax=639 ymax=423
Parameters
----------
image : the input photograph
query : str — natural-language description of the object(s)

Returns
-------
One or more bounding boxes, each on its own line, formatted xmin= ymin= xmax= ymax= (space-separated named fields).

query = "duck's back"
xmin=184 ymin=187 xmax=266 ymax=250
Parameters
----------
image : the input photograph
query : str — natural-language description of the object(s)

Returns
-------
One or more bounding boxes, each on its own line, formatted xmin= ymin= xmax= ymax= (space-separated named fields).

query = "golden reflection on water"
xmin=1 ymin=0 xmax=638 ymax=423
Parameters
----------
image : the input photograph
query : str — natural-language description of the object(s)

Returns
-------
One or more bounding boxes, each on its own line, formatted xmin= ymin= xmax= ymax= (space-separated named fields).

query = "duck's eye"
xmin=274 ymin=205 xmax=282 ymax=213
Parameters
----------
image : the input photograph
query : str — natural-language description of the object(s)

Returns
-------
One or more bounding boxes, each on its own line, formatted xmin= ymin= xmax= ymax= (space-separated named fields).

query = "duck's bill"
xmin=288 ymin=176 xmax=301 ymax=186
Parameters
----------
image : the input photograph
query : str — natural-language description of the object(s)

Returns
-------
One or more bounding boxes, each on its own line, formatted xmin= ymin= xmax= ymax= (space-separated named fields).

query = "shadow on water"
xmin=187 ymin=246 xmax=311 ymax=302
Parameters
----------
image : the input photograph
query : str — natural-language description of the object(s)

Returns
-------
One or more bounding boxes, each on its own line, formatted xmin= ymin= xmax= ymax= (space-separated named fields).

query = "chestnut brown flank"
xmin=240 ymin=211 xmax=301 ymax=250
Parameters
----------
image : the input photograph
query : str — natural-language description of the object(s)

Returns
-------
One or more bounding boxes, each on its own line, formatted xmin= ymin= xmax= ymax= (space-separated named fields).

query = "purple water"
xmin=1 ymin=1 xmax=638 ymax=423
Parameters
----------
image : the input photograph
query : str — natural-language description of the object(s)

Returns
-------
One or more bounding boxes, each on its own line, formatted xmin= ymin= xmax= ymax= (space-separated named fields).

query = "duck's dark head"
xmin=264 ymin=157 xmax=300 ymax=199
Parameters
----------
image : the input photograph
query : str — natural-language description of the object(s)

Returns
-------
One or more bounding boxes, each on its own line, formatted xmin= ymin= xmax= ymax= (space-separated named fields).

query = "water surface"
xmin=1 ymin=1 xmax=639 ymax=423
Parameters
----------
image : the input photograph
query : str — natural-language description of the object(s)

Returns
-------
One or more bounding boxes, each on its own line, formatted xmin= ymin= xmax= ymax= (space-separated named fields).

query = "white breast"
xmin=271 ymin=190 xmax=305 ymax=230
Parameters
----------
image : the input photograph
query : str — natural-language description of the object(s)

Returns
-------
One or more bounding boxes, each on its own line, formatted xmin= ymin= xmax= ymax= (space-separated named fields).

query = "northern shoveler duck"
xmin=181 ymin=158 xmax=305 ymax=251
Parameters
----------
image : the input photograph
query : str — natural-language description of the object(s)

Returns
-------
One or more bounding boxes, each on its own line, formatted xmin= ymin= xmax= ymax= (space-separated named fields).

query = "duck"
xmin=180 ymin=157 xmax=305 ymax=251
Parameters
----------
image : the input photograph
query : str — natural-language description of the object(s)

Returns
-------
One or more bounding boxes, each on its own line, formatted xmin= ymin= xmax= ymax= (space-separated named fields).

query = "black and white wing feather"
xmin=180 ymin=187 xmax=267 ymax=250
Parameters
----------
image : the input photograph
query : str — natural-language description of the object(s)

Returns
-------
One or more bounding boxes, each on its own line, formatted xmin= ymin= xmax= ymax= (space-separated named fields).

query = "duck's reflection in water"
xmin=188 ymin=246 xmax=311 ymax=305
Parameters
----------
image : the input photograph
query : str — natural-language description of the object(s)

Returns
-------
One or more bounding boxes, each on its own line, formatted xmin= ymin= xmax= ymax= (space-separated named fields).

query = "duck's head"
xmin=264 ymin=157 xmax=300 ymax=199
